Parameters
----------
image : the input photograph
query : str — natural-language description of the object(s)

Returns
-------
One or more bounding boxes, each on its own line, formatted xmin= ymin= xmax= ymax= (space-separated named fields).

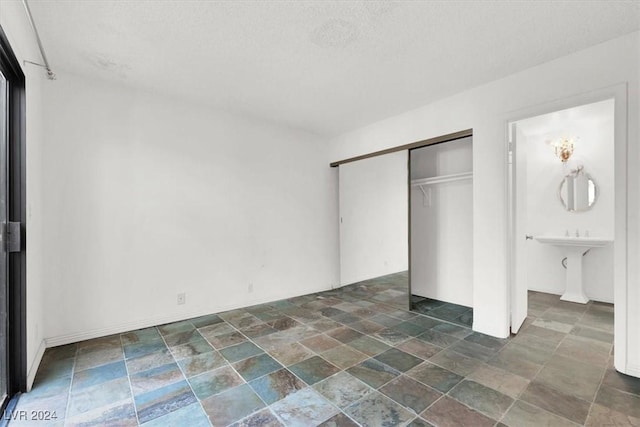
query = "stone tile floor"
xmin=410 ymin=296 xmax=473 ymax=328
xmin=9 ymin=272 xmax=640 ymax=426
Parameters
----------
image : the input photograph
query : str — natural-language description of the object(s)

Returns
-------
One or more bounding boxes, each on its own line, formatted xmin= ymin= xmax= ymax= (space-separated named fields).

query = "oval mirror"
xmin=559 ymin=169 xmax=597 ymax=212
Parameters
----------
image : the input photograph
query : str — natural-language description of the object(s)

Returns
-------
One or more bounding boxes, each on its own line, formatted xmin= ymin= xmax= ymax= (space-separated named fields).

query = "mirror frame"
xmin=558 ymin=172 xmax=598 ymax=212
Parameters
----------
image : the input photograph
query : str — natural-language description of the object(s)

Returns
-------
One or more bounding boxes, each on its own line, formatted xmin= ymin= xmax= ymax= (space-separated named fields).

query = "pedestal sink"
xmin=535 ymin=235 xmax=613 ymax=304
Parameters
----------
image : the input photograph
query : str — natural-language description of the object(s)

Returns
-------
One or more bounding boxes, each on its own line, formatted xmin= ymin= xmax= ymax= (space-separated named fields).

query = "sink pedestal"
xmin=534 ymin=235 xmax=612 ymax=305
xmin=562 ymin=248 xmax=590 ymax=304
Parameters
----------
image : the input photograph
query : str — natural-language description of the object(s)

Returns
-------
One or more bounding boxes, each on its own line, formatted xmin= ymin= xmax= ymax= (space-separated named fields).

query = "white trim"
xmin=43 ymin=284 xmax=333 ymax=348
xmin=26 ymin=339 xmax=46 ymax=391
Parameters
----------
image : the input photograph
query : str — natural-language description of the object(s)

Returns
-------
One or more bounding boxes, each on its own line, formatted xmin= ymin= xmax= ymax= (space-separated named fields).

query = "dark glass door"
xmin=0 ymin=25 xmax=26 ymax=413
xmin=0 ymin=67 xmax=6 ymax=409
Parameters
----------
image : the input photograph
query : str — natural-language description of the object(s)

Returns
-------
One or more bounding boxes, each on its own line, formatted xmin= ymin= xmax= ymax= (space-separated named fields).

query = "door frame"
xmin=505 ymin=83 xmax=629 ymax=374
xmin=0 ymin=24 xmax=27 ymax=409
xmin=407 ymin=132 xmax=473 ymax=312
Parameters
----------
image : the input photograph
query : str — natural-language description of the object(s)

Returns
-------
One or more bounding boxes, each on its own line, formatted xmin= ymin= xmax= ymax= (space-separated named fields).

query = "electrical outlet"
xmin=177 ymin=293 xmax=186 ymax=305
xmin=248 ymin=283 xmax=254 ymax=293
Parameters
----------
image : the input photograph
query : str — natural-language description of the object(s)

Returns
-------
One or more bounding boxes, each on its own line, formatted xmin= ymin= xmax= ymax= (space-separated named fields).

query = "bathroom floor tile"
xmin=536 ymin=354 xmax=604 ymax=401
xmin=556 ymin=335 xmax=611 ymax=367
xmin=501 ymin=400 xmax=577 ymax=427
xmin=520 ymin=380 xmax=591 ymax=424
xmin=466 ymin=363 xmax=530 ymax=398
xmin=595 ymin=384 xmax=640 ymax=418
xmin=601 ymin=368 xmax=640 ymax=396
xmin=585 ymin=403 xmax=640 ymax=427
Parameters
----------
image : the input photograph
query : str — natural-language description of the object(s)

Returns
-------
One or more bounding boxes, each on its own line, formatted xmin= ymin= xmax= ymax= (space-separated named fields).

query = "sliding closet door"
xmin=338 ymin=151 xmax=408 ymax=286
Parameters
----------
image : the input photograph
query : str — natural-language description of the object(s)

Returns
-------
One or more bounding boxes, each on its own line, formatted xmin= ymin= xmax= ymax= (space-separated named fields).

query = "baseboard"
xmin=528 ymin=286 xmax=563 ymax=296
xmin=26 ymin=339 xmax=46 ymax=391
xmin=527 ymin=287 xmax=613 ymax=304
xmin=44 ymin=284 xmax=333 ymax=348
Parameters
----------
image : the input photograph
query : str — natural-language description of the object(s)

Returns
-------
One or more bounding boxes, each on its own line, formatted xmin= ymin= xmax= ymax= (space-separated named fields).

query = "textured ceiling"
xmin=27 ymin=0 xmax=640 ymax=136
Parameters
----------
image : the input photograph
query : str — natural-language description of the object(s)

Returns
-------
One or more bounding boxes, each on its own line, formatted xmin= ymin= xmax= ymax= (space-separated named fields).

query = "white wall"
xmin=0 ymin=2 xmax=47 ymax=388
xmin=410 ymin=138 xmax=473 ymax=306
xmin=42 ymin=72 xmax=338 ymax=344
xmin=519 ymin=100 xmax=614 ymax=302
xmin=329 ymin=32 xmax=639 ymax=376
xmin=338 ymin=151 xmax=408 ymax=285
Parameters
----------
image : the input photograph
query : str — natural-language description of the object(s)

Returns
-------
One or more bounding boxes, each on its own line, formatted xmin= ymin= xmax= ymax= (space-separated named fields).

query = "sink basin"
xmin=535 ymin=235 xmax=612 ymax=304
xmin=534 ymin=236 xmax=612 ymax=248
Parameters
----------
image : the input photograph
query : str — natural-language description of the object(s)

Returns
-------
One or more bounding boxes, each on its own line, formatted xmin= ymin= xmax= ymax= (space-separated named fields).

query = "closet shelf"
xmin=411 ymin=171 xmax=473 ymax=188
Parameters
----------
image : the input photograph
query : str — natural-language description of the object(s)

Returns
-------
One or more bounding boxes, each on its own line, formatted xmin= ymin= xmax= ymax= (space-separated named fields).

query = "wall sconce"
xmin=551 ymin=136 xmax=576 ymax=162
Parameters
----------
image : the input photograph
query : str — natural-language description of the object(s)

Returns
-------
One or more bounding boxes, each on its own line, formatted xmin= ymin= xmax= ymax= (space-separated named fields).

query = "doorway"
xmin=509 ymin=99 xmax=615 ymax=333
xmin=409 ymin=136 xmax=473 ymax=326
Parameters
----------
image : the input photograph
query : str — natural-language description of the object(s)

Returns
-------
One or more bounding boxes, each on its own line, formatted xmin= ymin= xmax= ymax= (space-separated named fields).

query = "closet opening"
xmin=409 ymin=136 xmax=473 ymax=327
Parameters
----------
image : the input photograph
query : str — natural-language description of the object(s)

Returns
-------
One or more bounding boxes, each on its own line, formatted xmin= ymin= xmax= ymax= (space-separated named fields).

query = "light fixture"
xmin=551 ymin=136 xmax=576 ymax=162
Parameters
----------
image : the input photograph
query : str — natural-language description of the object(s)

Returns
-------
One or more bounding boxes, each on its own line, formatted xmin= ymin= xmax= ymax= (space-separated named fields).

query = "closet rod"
xmin=21 ymin=0 xmax=56 ymax=80
xmin=411 ymin=171 xmax=473 ymax=187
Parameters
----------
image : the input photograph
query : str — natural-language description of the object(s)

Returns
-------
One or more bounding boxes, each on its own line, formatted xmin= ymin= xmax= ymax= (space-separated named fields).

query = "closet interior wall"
xmin=410 ymin=137 xmax=473 ymax=307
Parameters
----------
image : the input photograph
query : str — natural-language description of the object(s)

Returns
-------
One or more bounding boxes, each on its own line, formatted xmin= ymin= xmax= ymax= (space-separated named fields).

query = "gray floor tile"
xmin=23 ymin=278 xmax=628 ymax=427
